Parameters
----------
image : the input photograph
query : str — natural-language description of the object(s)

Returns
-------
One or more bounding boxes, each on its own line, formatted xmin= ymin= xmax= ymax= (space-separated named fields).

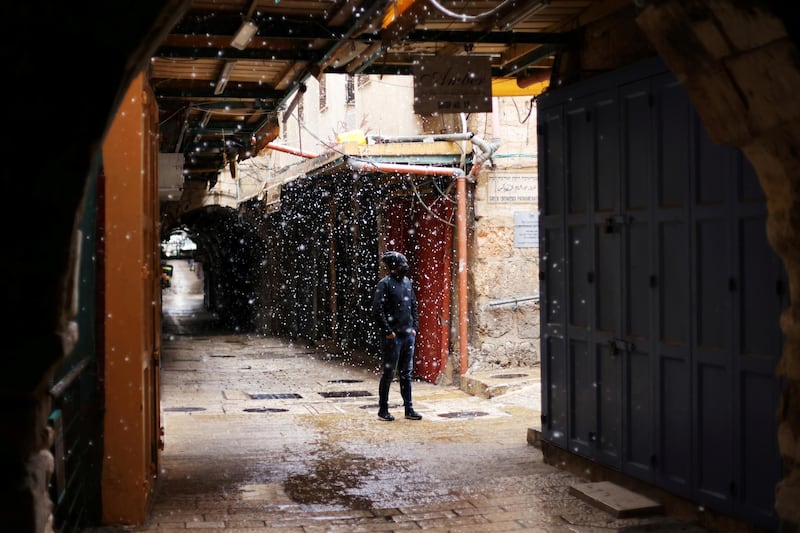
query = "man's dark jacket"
xmin=372 ymin=273 xmax=419 ymax=336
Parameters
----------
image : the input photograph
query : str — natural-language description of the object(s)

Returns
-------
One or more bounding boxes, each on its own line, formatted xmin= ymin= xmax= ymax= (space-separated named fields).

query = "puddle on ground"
xmin=283 ymin=442 xmax=387 ymax=510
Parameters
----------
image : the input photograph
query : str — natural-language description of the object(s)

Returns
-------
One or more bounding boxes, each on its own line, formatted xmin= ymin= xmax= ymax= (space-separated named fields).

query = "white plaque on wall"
xmin=489 ymin=174 xmax=536 ymax=203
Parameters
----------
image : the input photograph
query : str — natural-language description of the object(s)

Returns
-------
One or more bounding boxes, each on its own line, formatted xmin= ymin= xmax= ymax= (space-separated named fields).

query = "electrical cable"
xmin=427 ymin=0 xmax=515 ymax=22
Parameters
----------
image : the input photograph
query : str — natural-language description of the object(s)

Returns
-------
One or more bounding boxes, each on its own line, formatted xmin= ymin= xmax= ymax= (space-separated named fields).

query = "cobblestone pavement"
xmin=87 ymin=260 xmax=706 ymax=532
xmin=100 ymin=333 xmax=699 ymax=533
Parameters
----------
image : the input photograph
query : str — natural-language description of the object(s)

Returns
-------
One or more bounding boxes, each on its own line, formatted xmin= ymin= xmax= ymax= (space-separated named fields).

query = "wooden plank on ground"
xmin=569 ymin=481 xmax=663 ymax=518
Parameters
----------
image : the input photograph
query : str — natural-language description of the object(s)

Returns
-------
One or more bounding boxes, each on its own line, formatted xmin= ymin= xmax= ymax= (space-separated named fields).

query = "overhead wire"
xmin=426 ymin=0 xmax=516 ymax=21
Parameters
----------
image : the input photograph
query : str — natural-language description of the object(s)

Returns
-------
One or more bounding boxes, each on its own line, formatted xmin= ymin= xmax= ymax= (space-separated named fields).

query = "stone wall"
xmin=467 ymin=98 xmax=540 ymax=370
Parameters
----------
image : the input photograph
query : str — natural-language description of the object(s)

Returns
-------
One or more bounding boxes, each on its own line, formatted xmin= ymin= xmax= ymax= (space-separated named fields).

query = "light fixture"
xmin=499 ymin=0 xmax=550 ymax=31
xmin=214 ymin=61 xmax=236 ymax=95
xmin=231 ymin=19 xmax=258 ymax=50
xmin=199 ymin=111 xmax=211 ymax=128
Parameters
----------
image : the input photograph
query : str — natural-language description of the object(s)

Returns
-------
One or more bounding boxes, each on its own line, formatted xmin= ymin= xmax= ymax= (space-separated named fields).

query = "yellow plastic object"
xmin=336 ymin=130 xmax=367 ymax=145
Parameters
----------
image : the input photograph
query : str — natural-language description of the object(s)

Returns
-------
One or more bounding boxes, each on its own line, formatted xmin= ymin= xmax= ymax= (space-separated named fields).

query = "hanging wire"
xmin=512 ymin=96 xmax=536 ymax=124
xmin=427 ymin=0 xmax=515 ymax=21
xmin=405 ymin=175 xmax=457 ymax=227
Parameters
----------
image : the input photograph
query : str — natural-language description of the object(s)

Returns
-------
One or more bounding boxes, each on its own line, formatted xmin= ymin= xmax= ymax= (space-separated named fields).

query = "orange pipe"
xmin=348 ymin=159 xmax=462 ymax=177
xmin=456 ymin=173 xmax=469 ymax=375
xmin=265 ymin=142 xmax=317 ymax=159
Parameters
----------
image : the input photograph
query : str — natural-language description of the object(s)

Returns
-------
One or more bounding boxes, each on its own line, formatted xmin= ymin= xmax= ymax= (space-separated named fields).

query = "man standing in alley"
xmin=372 ymin=250 xmax=423 ymax=422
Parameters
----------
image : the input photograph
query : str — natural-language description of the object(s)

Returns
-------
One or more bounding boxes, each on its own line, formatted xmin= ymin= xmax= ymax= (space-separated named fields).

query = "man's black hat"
xmin=381 ymin=251 xmax=409 ymax=273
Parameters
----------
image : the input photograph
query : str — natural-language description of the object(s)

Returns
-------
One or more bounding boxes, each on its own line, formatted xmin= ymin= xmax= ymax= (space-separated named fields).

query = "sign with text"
xmin=488 ymin=174 xmax=536 ymax=203
xmin=413 ymin=56 xmax=492 ymax=114
xmin=514 ymin=211 xmax=539 ymax=248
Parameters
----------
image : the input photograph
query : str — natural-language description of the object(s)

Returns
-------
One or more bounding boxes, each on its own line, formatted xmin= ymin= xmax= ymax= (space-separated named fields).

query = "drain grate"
xmin=491 ymin=373 xmax=529 ymax=379
xmin=360 ymin=403 xmax=401 ymax=410
xmin=327 ymin=379 xmax=363 ymax=384
xmin=319 ymin=390 xmax=373 ymax=398
xmin=437 ymin=411 xmax=490 ymax=419
xmin=243 ymin=407 xmax=290 ymax=413
xmin=248 ymin=393 xmax=303 ymax=400
xmin=164 ymin=407 xmax=206 ymax=413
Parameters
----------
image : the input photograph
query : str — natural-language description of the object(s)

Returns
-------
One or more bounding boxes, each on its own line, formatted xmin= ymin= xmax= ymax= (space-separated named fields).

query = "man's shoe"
xmin=377 ymin=411 xmax=395 ymax=421
xmin=404 ymin=409 xmax=422 ymax=420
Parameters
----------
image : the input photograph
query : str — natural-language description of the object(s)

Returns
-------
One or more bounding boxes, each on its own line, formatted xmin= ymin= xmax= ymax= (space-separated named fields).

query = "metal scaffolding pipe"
xmin=366 ymin=132 xmax=476 ymax=143
xmin=347 ymin=159 xmax=463 ymax=177
xmin=265 ymin=142 xmax=317 ymax=159
xmin=488 ymin=295 xmax=540 ymax=307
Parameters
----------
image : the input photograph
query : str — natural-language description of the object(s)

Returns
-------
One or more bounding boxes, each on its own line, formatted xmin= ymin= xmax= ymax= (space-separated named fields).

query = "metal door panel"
xmin=597 ymin=342 xmax=622 ymax=467
xmin=541 ymin=215 xmax=567 ymax=444
xmin=733 ymin=158 xmax=782 ymax=528
xmin=624 ymin=348 xmax=654 ymax=478
xmin=696 ymin=361 xmax=732 ymax=506
xmin=539 ymin=99 xmax=569 ymax=446
xmin=652 ymin=72 xmax=694 ymax=494
xmin=695 ymin=218 xmax=729 ymax=353
xmin=624 ymin=219 xmax=651 ymax=342
xmin=738 ymin=370 xmax=782 ymax=526
xmin=544 ymin=332 xmax=568 ymax=445
xmin=543 ymin=226 xmax=566 ymax=325
xmin=696 ymin=130 xmax=727 ymax=207
xmin=590 ymin=92 xmax=623 ymax=469
xmin=569 ymin=224 xmax=591 ymax=328
xmin=659 ymin=355 xmax=692 ymax=494
xmin=567 ymin=104 xmax=591 ymax=215
xmin=541 ymin=108 xmax=564 ymax=216
xmin=692 ymin=213 xmax=733 ymax=510
xmin=739 ymin=216 xmax=779 ymax=357
xmin=620 ymin=76 xmax=656 ymax=485
xmin=621 ymin=82 xmax=651 ymax=211
xmin=595 ymin=96 xmax=620 ymax=213
xmin=656 ymin=218 xmax=692 ymax=494
xmin=569 ymin=338 xmax=595 ymax=456
xmin=658 ymin=220 xmax=690 ymax=344
xmin=596 ymin=224 xmax=620 ymax=334
xmin=655 ymin=74 xmax=691 ymax=208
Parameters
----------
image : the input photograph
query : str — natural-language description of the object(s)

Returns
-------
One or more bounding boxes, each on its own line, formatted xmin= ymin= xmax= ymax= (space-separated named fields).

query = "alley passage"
xmin=104 ymin=259 xmax=704 ymax=532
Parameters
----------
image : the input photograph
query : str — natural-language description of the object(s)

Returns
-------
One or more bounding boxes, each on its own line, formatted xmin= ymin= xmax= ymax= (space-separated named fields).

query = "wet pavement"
xmin=89 ymin=260 xmax=707 ymax=532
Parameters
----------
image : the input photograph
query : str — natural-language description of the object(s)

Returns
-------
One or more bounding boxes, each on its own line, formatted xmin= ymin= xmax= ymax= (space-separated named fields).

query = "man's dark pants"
xmin=378 ymin=332 xmax=415 ymax=413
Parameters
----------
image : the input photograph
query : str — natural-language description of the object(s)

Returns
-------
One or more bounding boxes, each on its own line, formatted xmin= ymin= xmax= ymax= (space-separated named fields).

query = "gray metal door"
xmin=537 ymin=58 xmax=783 ymax=530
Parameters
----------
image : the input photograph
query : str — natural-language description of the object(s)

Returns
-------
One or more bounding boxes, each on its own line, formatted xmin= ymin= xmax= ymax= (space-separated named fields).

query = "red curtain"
xmin=382 ymin=194 xmax=453 ymax=383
